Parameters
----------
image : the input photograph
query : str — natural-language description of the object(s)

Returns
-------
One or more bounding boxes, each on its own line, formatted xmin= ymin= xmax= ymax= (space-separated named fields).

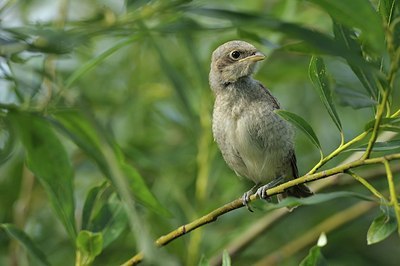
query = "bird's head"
xmin=209 ymin=40 xmax=265 ymax=90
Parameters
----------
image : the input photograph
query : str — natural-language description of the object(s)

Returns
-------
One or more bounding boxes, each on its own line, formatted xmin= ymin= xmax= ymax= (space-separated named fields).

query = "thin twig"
xmin=120 ymin=153 xmax=400 ymax=266
xmin=383 ymin=159 xmax=400 ymax=236
xmin=347 ymin=170 xmax=386 ymax=200
xmin=362 ymin=88 xmax=390 ymax=160
xmin=210 ymin=161 xmax=400 ymax=266
xmin=308 ymin=130 xmax=370 ymax=174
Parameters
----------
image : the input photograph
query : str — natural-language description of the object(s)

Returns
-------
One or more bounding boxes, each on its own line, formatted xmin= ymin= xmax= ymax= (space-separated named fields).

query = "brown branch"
xmin=209 ymin=162 xmax=400 ymax=266
xmin=120 ymin=153 xmax=400 ymax=266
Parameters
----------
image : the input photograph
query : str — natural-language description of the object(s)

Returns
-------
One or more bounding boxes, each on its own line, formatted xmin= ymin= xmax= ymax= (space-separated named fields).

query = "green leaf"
xmin=308 ymin=0 xmax=385 ymax=53
xmin=0 ymin=224 xmax=51 ymax=266
xmin=347 ymin=139 xmax=400 ymax=153
xmin=300 ymin=245 xmax=328 ymax=266
xmin=65 ymin=36 xmax=137 ymax=89
xmin=380 ymin=125 xmax=400 ymax=133
xmin=0 ymin=117 xmax=15 ymax=164
xmin=51 ymin=111 xmax=170 ymax=217
xmin=81 ymin=182 xmax=110 ymax=230
xmin=335 ymin=87 xmax=377 ymax=109
xmin=262 ymin=191 xmax=374 ymax=211
xmin=379 ymin=0 xmax=398 ymax=24
xmin=332 ymin=22 xmax=379 ymax=99
xmin=222 ymin=250 xmax=231 ymax=266
xmin=185 ymin=7 xmax=364 ymax=62
xmin=100 ymin=196 xmax=128 ymax=248
xmin=198 ymin=256 xmax=210 ymax=266
xmin=149 ymin=35 xmax=195 ymax=120
xmin=237 ymin=28 xmax=278 ymax=49
xmin=82 ymin=183 xmax=128 ymax=248
xmin=309 ymin=56 xmax=342 ymax=132
xmin=365 ymin=117 xmax=400 ymax=131
xmin=10 ymin=112 xmax=76 ymax=239
xmin=76 ymin=230 xmax=103 ymax=266
xmin=120 ymin=159 xmax=170 ymax=216
xmin=275 ymin=110 xmax=322 ymax=152
xmin=6 ymin=27 xmax=87 ymax=54
xmin=367 ymin=206 xmax=397 ymax=244
xmin=51 ymin=111 xmax=109 ymax=177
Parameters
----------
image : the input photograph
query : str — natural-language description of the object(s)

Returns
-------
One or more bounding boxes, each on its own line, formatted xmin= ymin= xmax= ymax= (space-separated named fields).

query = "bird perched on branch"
xmin=209 ymin=40 xmax=312 ymax=209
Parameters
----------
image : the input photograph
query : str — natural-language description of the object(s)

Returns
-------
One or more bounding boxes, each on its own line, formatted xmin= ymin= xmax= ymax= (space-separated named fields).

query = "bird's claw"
xmin=256 ymin=185 xmax=272 ymax=201
xmin=256 ymin=176 xmax=286 ymax=201
xmin=242 ymin=191 xmax=254 ymax=212
xmin=242 ymin=177 xmax=285 ymax=211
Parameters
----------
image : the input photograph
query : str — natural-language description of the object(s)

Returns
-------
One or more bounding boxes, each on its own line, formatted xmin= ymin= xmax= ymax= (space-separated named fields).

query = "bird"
xmin=209 ymin=40 xmax=312 ymax=209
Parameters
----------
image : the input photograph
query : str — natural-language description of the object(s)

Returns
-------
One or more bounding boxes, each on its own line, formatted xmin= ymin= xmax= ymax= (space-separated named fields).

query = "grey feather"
xmin=209 ymin=40 xmax=312 ymax=199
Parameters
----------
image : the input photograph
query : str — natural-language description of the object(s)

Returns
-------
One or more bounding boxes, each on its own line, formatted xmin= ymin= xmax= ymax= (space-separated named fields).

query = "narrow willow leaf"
xmin=82 ymin=184 xmax=128 ymax=248
xmin=198 ymin=256 xmax=210 ymax=266
xmin=1 ymin=224 xmax=51 ymax=266
xmin=120 ymin=160 xmax=171 ymax=217
xmin=11 ymin=112 xmax=76 ymax=240
xmin=275 ymin=110 xmax=322 ymax=152
xmin=308 ymin=0 xmax=385 ymax=53
xmin=0 ymin=117 xmax=15 ymax=164
xmin=222 ymin=250 xmax=232 ymax=266
xmin=149 ymin=35 xmax=195 ymax=119
xmin=335 ymin=87 xmax=377 ymax=109
xmin=367 ymin=206 xmax=397 ymax=245
xmin=300 ymin=245 xmax=328 ymax=266
xmin=185 ymin=7 xmax=364 ymax=63
xmin=309 ymin=56 xmax=342 ymax=132
xmin=81 ymin=182 xmax=109 ymax=230
xmin=333 ymin=22 xmax=378 ymax=99
xmin=51 ymin=111 xmax=109 ymax=176
xmin=76 ymin=230 xmax=103 ymax=265
xmin=65 ymin=36 xmax=138 ymax=89
xmin=237 ymin=29 xmax=278 ymax=49
xmin=263 ymin=191 xmax=374 ymax=211
xmin=100 ymin=196 xmax=128 ymax=248
xmin=380 ymin=125 xmax=400 ymax=133
xmin=379 ymin=0 xmax=398 ymax=24
xmin=51 ymin=111 xmax=170 ymax=217
xmin=365 ymin=117 xmax=400 ymax=131
xmin=346 ymin=140 xmax=400 ymax=153
xmin=6 ymin=27 xmax=86 ymax=54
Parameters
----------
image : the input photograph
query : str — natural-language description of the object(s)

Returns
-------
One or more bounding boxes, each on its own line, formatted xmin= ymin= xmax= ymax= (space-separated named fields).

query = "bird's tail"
xmin=285 ymin=152 xmax=314 ymax=198
xmin=286 ymin=183 xmax=313 ymax=198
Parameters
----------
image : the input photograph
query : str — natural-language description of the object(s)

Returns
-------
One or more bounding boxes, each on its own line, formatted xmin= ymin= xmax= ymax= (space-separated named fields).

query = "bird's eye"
xmin=229 ymin=50 xmax=241 ymax=60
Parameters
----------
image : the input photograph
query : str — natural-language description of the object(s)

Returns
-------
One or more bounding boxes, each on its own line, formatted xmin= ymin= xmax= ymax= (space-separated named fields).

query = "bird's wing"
xmin=290 ymin=151 xmax=299 ymax=178
xmin=258 ymin=82 xmax=280 ymax=109
xmin=288 ymin=150 xmax=314 ymax=197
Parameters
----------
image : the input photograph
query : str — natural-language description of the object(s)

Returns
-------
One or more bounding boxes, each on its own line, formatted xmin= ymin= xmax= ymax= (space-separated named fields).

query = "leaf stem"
xmin=362 ymin=88 xmax=390 ymax=160
xmin=346 ymin=170 xmax=386 ymax=200
xmin=121 ymin=153 xmax=400 ymax=266
xmin=383 ymin=159 xmax=400 ymax=236
xmin=308 ymin=130 xmax=370 ymax=174
xmin=391 ymin=108 xmax=400 ymax=118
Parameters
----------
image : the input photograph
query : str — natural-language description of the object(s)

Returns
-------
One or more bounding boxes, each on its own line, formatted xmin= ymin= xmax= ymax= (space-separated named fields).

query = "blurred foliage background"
xmin=0 ymin=0 xmax=399 ymax=265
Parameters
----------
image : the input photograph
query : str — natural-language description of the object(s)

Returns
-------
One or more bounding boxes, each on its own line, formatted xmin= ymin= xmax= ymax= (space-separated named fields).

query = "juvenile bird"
xmin=209 ymin=40 xmax=312 ymax=209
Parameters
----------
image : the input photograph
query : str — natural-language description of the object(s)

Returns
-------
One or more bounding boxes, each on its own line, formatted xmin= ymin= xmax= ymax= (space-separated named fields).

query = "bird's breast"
xmin=212 ymin=95 xmax=294 ymax=183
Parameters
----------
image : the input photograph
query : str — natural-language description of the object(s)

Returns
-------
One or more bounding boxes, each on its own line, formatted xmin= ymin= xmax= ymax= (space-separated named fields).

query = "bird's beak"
xmin=240 ymin=52 xmax=265 ymax=62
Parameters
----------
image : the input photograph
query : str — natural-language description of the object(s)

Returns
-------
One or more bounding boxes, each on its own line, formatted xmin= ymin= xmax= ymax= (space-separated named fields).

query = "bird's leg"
xmin=242 ymin=183 xmax=259 ymax=212
xmin=256 ymin=176 xmax=286 ymax=200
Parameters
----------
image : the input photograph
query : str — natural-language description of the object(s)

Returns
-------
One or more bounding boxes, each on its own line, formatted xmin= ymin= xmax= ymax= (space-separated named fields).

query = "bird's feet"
xmin=242 ymin=177 xmax=286 ymax=212
xmin=256 ymin=176 xmax=286 ymax=200
xmin=242 ymin=184 xmax=259 ymax=212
